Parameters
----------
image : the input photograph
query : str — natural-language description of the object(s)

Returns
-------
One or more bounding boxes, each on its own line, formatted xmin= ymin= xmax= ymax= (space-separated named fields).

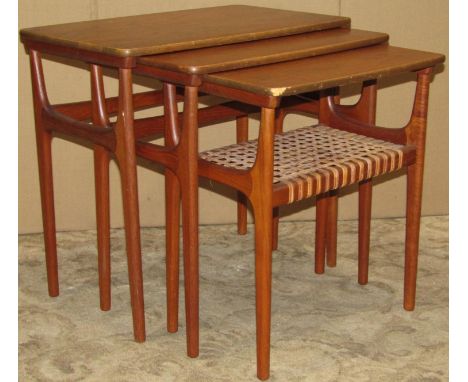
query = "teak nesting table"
xmin=20 ymin=5 xmax=445 ymax=380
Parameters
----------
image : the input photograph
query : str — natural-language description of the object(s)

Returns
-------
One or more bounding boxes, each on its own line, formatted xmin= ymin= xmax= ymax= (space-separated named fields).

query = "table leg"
xmin=326 ymin=190 xmax=338 ymax=267
xmin=163 ymin=83 xmax=181 ymax=334
xmin=114 ymin=68 xmax=145 ymax=342
xmin=90 ymin=64 xmax=111 ymax=311
xmin=94 ymin=147 xmax=111 ymax=310
xmin=253 ymin=199 xmax=273 ymax=381
xmin=35 ymin=115 xmax=58 ymax=297
xmin=404 ymin=163 xmax=422 ymax=311
xmin=315 ymin=193 xmax=327 ymax=275
xmin=354 ymin=82 xmax=376 ymax=282
xmin=403 ymin=68 xmax=432 ymax=311
xmin=165 ymin=169 xmax=180 ymax=333
xmin=358 ymin=179 xmax=372 ymax=285
xmin=179 ymin=86 xmax=199 ymax=357
xmin=250 ymin=107 xmax=275 ymax=380
xmin=29 ymin=50 xmax=59 ymax=297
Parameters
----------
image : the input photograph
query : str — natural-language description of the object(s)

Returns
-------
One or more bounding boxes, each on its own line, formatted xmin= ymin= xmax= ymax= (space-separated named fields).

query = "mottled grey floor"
xmin=19 ymin=216 xmax=448 ymax=381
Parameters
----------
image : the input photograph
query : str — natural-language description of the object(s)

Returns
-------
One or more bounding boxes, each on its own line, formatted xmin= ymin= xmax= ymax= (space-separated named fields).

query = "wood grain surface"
xmin=138 ymin=29 xmax=388 ymax=74
xmin=20 ymin=5 xmax=350 ymax=57
xmin=204 ymin=45 xmax=445 ymax=96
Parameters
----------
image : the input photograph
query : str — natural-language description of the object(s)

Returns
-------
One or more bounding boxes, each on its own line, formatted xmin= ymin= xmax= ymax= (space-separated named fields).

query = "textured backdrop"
xmin=19 ymin=216 xmax=448 ymax=380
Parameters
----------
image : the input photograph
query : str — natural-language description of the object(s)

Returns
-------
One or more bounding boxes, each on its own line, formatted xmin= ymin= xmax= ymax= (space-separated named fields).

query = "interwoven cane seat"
xmin=200 ymin=124 xmax=414 ymax=204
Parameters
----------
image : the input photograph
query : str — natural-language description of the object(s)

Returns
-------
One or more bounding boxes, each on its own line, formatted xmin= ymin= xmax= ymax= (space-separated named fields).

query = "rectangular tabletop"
xmin=138 ymin=29 xmax=388 ymax=74
xmin=20 ymin=5 xmax=350 ymax=57
xmin=203 ymin=45 xmax=445 ymax=97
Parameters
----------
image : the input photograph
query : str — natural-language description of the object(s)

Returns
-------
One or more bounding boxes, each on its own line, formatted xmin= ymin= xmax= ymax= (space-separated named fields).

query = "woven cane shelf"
xmin=200 ymin=124 xmax=416 ymax=205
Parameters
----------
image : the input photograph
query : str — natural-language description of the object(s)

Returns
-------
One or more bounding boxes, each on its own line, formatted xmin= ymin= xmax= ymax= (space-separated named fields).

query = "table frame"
xmin=23 ymin=31 xmax=436 ymax=380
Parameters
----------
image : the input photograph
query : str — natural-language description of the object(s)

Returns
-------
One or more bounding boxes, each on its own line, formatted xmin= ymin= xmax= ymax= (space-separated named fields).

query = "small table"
xmin=135 ymin=43 xmax=444 ymax=380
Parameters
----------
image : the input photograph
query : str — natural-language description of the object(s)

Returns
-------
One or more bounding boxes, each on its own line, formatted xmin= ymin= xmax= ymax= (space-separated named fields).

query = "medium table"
xmin=134 ymin=26 xmax=389 ymax=360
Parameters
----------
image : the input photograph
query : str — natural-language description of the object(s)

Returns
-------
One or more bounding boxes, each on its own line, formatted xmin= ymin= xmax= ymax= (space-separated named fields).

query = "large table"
xmin=19 ymin=4 xmax=352 ymax=346
xmin=20 ymin=6 xmax=444 ymax=380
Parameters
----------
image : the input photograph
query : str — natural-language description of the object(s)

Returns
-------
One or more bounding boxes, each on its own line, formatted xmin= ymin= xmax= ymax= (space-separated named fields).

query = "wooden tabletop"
xmin=20 ymin=5 xmax=350 ymax=57
xmin=138 ymin=29 xmax=388 ymax=74
xmin=204 ymin=45 xmax=445 ymax=97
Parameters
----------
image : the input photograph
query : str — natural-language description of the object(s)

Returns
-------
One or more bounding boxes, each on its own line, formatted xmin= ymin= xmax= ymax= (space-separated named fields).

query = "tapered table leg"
xmin=326 ymin=191 xmax=338 ymax=267
xmin=315 ymin=194 xmax=327 ymax=274
xmin=36 ymin=122 xmax=59 ymax=297
xmin=254 ymin=202 xmax=273 ymax=380
xmin=251 ymin=107 xmax=275 ymax=381
xmin=30 ymin=50 xmax=59 ymax=297
xmin=358 ymin=179 xmax=372 ymax=285
xmin=165 ymin=169 xmax=180 ymax=332
xmin=114 ymin=68 xmax=145 ymax=342
xmin=179 ymin=86 xmax=200 ymax=357
xmin=94 ymin=146 xmax=111 ymax=310
xmin=90 ymin=64 xmax=111 ymax=311
xmin=404 ymin=68 xmax=432 ymax=311
xmin=404 ymin=164 xmax=423 ymax=311
xmin=163 ymin=83 xmax=182 ymax=334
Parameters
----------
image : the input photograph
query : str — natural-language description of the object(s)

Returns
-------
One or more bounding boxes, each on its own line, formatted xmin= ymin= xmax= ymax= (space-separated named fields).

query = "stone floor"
xmin=19 ymin=216 xmax=448 ymax=381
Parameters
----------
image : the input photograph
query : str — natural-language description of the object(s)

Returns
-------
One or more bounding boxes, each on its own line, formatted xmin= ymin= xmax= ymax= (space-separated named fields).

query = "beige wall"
xmin=18 ymin=0 xmax=448 ymax=234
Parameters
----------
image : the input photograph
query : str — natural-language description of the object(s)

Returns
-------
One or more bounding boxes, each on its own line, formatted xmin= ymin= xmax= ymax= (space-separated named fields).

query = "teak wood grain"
xmin=204 ymin=45 xmax=445 ymax=97
xmin=138 ymin=29 xmax=388 ymax=74
xmin=20 ymin=5 xmax=350 ymax=57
